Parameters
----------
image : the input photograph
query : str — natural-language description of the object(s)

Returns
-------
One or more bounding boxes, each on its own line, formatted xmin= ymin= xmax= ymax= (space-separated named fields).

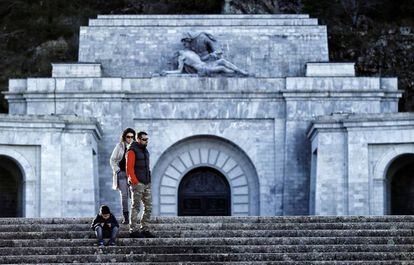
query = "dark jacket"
xmin=90 ymin=213 xmax=119 ymax=231
xmin=126 ymin=142 xmax=151 ymax=185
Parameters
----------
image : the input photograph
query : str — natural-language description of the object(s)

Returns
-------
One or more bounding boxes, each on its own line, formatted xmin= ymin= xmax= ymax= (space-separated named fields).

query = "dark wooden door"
xmin=178 ymin=167 xmax=230 ymax=216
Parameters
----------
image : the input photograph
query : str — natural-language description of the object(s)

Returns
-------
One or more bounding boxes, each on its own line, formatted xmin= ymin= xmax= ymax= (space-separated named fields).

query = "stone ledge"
xmin=286 ymin=77 xmax=380 ymax=90
xmin=96 ymin=14 xmax=311 ymax=19
xmin=88 ymin=18 xmax=319 ymax=27
xmin=314 ymin=112 xmax=414 ymax=123
xmin=0 ymin=114 xmax=103 ymax=139
xmin=306 ymin=62 xmax=355 ymax=77
xmin=8 ymin=79 xmax=27 ymax=93
xmin=52 ymin=63 xmax=102 ymax=78
xmin=307 ymin=112 xmax=414 ymax=139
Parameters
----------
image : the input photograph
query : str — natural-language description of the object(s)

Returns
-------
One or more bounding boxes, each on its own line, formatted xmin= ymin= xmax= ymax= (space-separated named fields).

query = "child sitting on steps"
xmin=91 ymin=205 xmax=119 ymax=247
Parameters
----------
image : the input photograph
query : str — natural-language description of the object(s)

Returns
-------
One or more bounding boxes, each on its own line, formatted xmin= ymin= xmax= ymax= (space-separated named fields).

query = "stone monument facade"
xmin=2 ymin=14 xmax=413 ymax=217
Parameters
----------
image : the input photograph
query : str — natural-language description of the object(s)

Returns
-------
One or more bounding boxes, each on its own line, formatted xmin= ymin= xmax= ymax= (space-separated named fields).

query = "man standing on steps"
xmin=126 ymin=131 xmax=155 ymax=238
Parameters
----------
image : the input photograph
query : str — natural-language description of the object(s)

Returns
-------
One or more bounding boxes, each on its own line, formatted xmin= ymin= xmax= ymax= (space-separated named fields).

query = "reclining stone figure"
xmin=162 ymin=32 xmax=248 ymax=77
xmin=181 ymin=32 xmax=223 ymax=62
xmin=162 ymin=49 xmax=248 ymax=76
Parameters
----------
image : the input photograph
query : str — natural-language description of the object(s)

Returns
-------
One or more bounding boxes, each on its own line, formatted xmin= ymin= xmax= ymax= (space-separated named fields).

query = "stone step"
xmin=1 ymin=216 xmax=413 ymax=263
xmin=88 ymin=18 xmax=319 ymax=27
xmin=1 ymin=229 xmax=413 ymax=240
xmin=96 ymin=14 xmax=311 ymax=19
xmin=2 ymin=236 xmax=412 ymax=248
xmin=1 ymin=216 xmax=413 ymax=225
xmin=1 ymin=222 xmax=413 ymax=232
xmin=3 ymin=262 xmax=406 ymax=265
xmin=2 ymin=252 xmax=414 ymax=263
xmin=1 ymin=244 xmax=413 ymax=256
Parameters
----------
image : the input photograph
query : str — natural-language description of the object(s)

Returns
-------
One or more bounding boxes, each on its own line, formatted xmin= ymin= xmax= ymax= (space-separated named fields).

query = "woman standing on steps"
xmin=110 ymin=128 xmax=136 ymax=224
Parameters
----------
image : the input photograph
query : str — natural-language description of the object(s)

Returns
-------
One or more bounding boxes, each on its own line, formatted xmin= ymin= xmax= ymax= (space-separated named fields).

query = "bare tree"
xmin=340 ymin=0 xmax=381 ymax=28
xmin=223 ymin=0 xmax=280 ymax=14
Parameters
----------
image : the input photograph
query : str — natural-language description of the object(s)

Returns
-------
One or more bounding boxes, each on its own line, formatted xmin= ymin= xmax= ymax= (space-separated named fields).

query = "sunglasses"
xmin=140 ymin=138 xmax=149 ymax=142
xmin=126 ymin=135 xmax=134 ymax=139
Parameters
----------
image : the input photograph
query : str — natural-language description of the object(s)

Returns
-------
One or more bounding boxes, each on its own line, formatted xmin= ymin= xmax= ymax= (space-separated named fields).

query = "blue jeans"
xmin=94 ymin=226 xmax=119 ymax=242
xmin=117 ymin=171 xmax=129 ymax=213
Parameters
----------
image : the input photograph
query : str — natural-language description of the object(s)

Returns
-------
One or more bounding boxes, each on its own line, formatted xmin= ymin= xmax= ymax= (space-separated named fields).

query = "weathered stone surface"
xmin=2 ymin=14 xmax=409 ymax=218
xmin=52 ymin=63 xmax=102 ymax=78
xmin=1 ymin=216 xmax=414 ymax=263
xmin=308 ymin=113 xmax=414 ymax=215
xmin=78 ymin=15 xmax=328 ymax=78
xmin=0 ymin=115 xmax=102 ymax=217
xmin=306 ymin=62 xmax=355 ymax=77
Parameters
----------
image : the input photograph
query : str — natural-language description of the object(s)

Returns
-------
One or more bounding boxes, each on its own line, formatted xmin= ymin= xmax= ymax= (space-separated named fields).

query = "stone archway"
xmin=152 ymin=135 xmax=260 ymax=216
xmin=371 ymin=144 xmax=414 ymax=215
xmin=0 ymin=147 xmax=38 ymax=217
xmin=0 ymin=155 xmax=23 ymax=217
xmin=387 ymin=154 xmax=414 ymax=215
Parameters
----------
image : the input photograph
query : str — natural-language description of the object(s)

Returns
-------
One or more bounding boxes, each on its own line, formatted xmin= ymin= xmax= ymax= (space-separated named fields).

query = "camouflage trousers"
xmin=129 ymin=182 xmax=152 ymax=233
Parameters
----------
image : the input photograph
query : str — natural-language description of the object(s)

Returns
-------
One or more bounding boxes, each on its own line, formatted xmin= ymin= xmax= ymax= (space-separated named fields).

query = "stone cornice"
xmin=307 ymin=113 xmax=414 ymax=140
xmin=4 ymin=77 xmax=402 ymax=103
xmin=0 ymin=114 xmax=103 ymax=140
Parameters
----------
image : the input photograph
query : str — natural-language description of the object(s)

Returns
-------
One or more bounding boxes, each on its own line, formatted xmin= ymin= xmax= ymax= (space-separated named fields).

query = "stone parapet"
xmin=8 ymin=79 xmax=27 ymax=93
xmin=52 ymin=63 xmax=102 ymax=78
xmin=88 ymin=18 xmax=318 ymax=27
xmin=97 ymin=14 xmax=311 ymax=19
xmin=123 ymin=76 xmax=285 ymax=93
xmin=306 ymin=62 xmax=355 ymax=77
xmin=286 ymin=77 xmax=381 ymax=90
xmin=380 ymin=78 xmax=398 ymax=90
xmin=5 ymin=77 xmax=285 ymax=94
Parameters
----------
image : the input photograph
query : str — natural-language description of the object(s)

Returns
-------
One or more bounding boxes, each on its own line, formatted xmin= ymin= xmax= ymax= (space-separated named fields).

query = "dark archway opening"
xmin=178 ymin=167 xmax=230 ymax=216
xmin=0 ymin=156 xmax=23 ymax=217
xmin=389 ymin=154 xmax=414 ymax=215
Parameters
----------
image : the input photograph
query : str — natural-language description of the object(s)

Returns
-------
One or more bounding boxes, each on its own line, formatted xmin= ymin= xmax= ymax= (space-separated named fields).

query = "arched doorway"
xmin=178 ymin=167 xmax=231 ymax=216
xmin=388 ymin=154 xmax=414 ymax=215
xmin=0 ymin=155 xmax=23 ymax=217
xmin=153 ymin=135 xmax=260 ymax=216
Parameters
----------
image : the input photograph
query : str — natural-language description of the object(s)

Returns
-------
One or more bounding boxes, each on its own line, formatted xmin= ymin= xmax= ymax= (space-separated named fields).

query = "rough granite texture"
xmin=1 ymin=216 xmax=414 ymax=263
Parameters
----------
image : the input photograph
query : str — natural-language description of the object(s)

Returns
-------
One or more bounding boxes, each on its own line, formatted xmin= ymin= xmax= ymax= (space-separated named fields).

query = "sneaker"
xmin=142 ymin=230 xmax=155 ymax=238
xmin=108 ymin=239 xmax=116 ymax=246
xmin=98 ymin=240 xmax=104 ymax=247
xmin=129 ymin=231 xmax=144 ymax=238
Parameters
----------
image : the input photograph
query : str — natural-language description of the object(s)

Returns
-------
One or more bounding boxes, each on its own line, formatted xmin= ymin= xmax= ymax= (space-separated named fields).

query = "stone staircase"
xmin=1 ymin=216 xmax=414 ymax=264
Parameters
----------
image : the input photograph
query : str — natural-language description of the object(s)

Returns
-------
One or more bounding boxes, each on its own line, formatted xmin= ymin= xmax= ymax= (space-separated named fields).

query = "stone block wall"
xmin=5 ymin=73 xmax=402 ymax=216
xmin=78 ymin=15 xmax=328 ymax=78
xmin=0 ymin=115 xmax=102 ymax=217
xmin=308 ymin=113 xmax=414 ymax=215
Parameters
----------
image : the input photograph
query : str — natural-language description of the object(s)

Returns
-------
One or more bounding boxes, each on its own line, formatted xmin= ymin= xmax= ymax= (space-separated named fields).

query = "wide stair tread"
xmin=2 ymin=252 xmax=414 ymax=263
xmin=1 ymin=216 xmax=413 ymax=264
